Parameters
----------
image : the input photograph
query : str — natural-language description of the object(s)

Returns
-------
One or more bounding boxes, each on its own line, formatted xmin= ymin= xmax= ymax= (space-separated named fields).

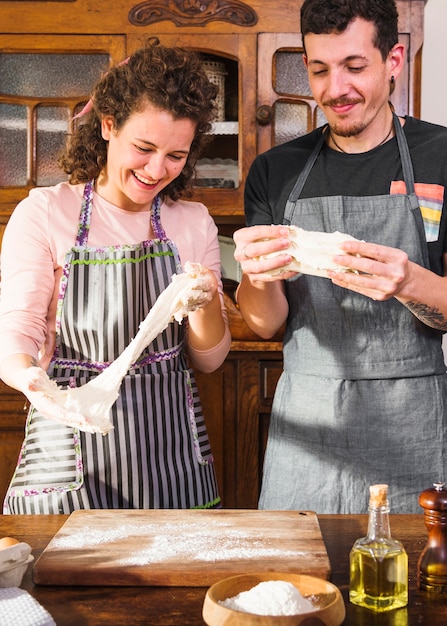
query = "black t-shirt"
xmin=245 ymin=116 xmax=447 ymax=276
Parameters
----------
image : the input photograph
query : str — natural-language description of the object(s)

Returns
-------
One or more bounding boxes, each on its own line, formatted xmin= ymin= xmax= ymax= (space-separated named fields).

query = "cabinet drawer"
xmin=259 ymin=361 xmax=282 ymax=404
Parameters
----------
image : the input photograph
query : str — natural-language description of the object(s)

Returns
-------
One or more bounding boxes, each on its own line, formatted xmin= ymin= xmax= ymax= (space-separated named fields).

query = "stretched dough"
xmin=29 ymin=263 xmax=211 ymax=435
xmin=265 ymin=225 xmax=360 ymax=277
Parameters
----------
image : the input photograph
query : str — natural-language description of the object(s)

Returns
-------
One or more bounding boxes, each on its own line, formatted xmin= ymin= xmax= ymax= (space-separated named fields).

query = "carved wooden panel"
xmin=128 ymin=0 xmax=258 ymax=27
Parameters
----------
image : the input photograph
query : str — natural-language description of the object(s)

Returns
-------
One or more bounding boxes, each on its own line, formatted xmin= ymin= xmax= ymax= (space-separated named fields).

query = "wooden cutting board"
xmin=33 ymin=509 xmax=330 ymax=587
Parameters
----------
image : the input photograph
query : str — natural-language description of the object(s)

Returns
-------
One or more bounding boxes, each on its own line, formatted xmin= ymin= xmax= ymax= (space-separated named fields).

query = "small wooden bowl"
xmin=202 ymin=572 xmax=345 ymax=626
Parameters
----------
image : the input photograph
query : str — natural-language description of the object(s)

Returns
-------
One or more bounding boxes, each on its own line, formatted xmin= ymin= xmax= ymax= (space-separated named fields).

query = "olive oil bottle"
xmin=349 ymin=484 xmax=408 ymax=612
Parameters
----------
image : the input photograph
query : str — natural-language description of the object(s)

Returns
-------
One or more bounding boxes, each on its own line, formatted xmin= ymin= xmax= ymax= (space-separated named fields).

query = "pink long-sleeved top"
xmin=0 ymin=182 xmax=231 ymax=374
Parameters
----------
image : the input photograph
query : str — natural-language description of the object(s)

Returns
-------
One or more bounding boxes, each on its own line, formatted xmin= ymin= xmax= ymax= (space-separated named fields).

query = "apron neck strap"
xmin=393 ymin=112 xmax=416 ymax=195
xmin=150 ymin=195 xmax=166 ymax=240
xmin=76 ymin=180 xmax=95 ymax=246
xmin=286 ymin=128 xmax=327 ymax=207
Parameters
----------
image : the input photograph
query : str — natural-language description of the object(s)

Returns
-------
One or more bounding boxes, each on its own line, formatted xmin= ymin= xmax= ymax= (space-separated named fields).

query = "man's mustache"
xmin=323 ymin=98 xmax=361 ymax=107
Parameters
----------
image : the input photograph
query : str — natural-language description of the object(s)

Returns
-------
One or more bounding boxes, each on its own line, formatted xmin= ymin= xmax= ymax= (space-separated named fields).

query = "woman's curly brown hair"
xmin=59 ymin=38 xmax=218 ymax=200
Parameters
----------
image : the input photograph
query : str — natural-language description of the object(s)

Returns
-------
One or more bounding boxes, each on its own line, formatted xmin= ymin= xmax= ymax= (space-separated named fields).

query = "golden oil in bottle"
xmin=350 ymin=543 xmax=408 ymax=611
xmin=349 ymin=484 xmax=408 ymax=612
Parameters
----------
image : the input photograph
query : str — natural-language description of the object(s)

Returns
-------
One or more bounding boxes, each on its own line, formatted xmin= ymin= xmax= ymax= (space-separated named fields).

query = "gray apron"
xmin=4 ymin=181 xmax=219 ymax=514
xmin=259 ymin=114 xmax=447 ymax=513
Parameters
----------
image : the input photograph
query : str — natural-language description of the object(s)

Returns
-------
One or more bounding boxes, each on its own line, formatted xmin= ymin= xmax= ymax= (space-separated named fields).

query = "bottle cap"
xmin=369 ymin=484 xmax=389 ymax=508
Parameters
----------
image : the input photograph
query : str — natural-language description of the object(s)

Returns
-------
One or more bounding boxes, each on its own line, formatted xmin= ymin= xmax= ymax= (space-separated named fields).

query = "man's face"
xmin=303 ymin=17 xmax=400 ymax=138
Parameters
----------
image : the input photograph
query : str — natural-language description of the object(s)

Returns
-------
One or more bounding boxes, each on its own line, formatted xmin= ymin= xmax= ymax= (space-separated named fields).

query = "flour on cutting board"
xmin=50 ymin=520 xmax=305 ymax=565
xmin=33 ymin=511 xmax=331 ymax=586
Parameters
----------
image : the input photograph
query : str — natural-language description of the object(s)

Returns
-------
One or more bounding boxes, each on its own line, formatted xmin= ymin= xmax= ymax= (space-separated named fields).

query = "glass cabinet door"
xmin=257 ymin=33 xmax=319 ymax=155
xmin=0 ymin=35 xmax=126 ymax=205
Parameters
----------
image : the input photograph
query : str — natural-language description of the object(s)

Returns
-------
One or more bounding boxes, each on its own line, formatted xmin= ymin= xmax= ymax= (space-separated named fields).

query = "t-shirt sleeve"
xmin=244 ymin=156 xmax=275 ymax=227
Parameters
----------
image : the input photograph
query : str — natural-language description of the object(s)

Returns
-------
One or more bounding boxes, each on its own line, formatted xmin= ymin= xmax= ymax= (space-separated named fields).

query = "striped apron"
xmin=4 ymin=181 xmax=220 ymax=513
xmin=259 ymin=114 xmax=447 ymax=514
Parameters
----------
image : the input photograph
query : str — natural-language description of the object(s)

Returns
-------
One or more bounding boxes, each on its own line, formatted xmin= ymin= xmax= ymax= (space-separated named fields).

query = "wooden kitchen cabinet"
xmin=0 ymin=382 xmax=27 ymax=511
xmin=0 ymin=0 xmax=427 ymax=510
xmin=195 ymin=345 xmax=283 ymax=509
xmin=0 ymin=34 xmax=127 ymax=242
xmin=0 ymin=0 xmax=426 ymax=225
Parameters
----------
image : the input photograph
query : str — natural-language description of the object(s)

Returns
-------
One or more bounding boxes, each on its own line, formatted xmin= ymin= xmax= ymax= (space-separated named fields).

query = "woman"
xmin=0 ymin=39 xmax=231 ymax=514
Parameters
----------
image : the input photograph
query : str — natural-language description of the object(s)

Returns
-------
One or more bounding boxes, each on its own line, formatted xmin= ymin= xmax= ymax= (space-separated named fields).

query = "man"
xmin=233 ymin=0 xmax=447 ymax=513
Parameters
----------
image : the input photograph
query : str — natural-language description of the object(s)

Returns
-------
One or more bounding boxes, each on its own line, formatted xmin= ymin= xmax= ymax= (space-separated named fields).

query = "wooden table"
xmin=1 ymin=513 xmax=446 ymax=625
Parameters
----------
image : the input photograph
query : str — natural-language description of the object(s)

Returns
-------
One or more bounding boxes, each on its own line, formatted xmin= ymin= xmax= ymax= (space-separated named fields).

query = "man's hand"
xmin=233 ymin=225 xmax=297 ymax=282
xmin=328 ymin=240 xmax=411 ymax=301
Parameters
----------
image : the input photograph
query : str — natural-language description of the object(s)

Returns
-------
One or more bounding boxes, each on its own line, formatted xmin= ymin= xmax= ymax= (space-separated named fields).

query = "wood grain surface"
xmin=33 ymin=509 xmax=330 ymax=587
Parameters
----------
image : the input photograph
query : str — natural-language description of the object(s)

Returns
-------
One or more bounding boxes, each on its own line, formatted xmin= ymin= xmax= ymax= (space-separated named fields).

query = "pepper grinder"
xmin=418 ymin=481 xmax=447 ymax=593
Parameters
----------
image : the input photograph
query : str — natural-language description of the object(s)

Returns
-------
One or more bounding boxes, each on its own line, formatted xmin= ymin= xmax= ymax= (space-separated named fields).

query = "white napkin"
xmin=0 ymin=587 xmax=56 ymax=626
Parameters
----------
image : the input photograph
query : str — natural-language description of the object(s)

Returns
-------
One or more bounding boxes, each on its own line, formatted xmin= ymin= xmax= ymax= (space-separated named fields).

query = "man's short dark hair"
xmin=300 ymin=0 xmax=399 ymax=60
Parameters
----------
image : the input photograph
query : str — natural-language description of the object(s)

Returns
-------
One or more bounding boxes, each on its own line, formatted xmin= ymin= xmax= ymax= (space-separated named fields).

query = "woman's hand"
xmin=185 ymin=263 xmax=230 ymax=361
xmin=20 ymin=366 xmax=100 ymax=430
xmin=182 ymin=262 xmax=217 ymax=311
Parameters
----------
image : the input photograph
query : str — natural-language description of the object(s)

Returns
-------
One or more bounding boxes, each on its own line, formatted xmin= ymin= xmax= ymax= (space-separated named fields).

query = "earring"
xmin=389 ymin=75 xmax=395 ymax=95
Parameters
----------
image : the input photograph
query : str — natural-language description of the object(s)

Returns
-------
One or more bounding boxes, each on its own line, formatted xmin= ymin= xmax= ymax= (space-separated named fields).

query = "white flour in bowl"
xmin=219 ymin=580 xmax=317 ymax=616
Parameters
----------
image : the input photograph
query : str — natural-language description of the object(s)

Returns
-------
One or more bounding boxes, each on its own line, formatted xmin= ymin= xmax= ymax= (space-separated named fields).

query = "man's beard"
xmin=323 ymin=98 xmax=366 ymax=138
xmin=329 ymin=120 xmax=366 ymax=138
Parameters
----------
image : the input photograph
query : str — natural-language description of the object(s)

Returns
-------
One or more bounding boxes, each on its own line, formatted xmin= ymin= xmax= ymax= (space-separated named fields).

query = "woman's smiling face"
xmin=98 ymin=101 xmax=196 ymax=212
